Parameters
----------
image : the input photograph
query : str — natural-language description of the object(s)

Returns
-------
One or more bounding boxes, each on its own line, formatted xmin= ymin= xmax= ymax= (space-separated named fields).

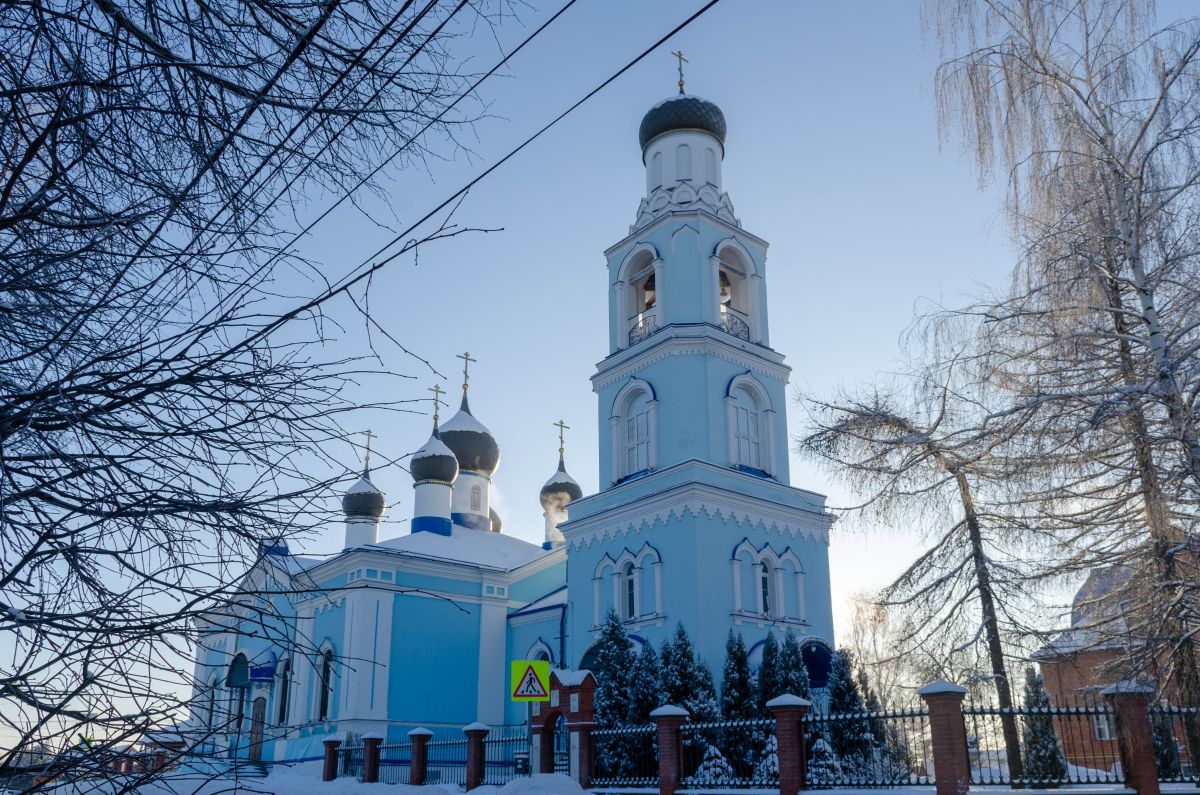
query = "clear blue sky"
xmin=286 ymin=0 xmax=1191 ymax=637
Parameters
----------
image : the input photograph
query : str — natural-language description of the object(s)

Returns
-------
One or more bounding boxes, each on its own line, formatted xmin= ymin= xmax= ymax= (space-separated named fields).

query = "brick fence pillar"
xmin=651 ymin=704 xmax=689 ymax=795
xmin=769 ymin=694 xmax=812 ymax=795
xmin=362 ymin=733 xmax=383 ymax=783
xmin=1102 ymin=682 xmax=1160 ymax=795
xmin=464 ymin=722 xmax=490 ymax=791
xmin=322 ymin=737 xmax=342 ymax=782
xmin=919 ymin=680 xmax=970 ymax=795
xmin=408 ymin=727 xmax=432 ymax=786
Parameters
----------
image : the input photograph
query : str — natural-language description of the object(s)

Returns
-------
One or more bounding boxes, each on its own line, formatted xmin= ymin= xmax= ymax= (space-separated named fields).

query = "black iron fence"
xmin=680 ymin=717 xmax=777 ymax=789
xmin=804 ymin=706 xmax=932 ymax=788
xmin=481 ymin=725 xmax=530 ymax=786
xmin=963 ymin=701 xmax=1124 ymax=786
xmin=378 ymin=741 xmax=412 ymax=785
xmin=337 ymin=743 xmax=363 ymax=779
xmin=590 ymin=724 xmax=658 ymax=787
xmin=1149 ymin=704 xmax=1200 ymax=783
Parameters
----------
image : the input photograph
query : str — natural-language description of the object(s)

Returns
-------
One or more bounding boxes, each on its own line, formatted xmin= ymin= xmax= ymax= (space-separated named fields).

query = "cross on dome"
xmin=456 ymin=351 xmax=477 ymax=395
xmin=361 ymin=429 xmax=376 ymax=473
xmin=428 ymin=383 xmax=446 ymax=431
xmin=554 ymin=419 xmax=569 ymax=457
xmin=672 ymin=50 xmax=688 ymax=94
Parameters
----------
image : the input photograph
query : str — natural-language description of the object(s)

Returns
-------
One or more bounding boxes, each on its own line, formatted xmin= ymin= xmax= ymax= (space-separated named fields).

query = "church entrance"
xmin=248 ymin=697 xmax=266 ymax=762
xmin=553 ymin=714 xmax=569 ymax=774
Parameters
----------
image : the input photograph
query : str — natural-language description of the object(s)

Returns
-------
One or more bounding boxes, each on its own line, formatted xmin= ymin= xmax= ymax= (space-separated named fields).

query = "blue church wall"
xmin=386 ymin=592 xmax=481 ymax=726
xmin=507 ymin=562 xmax=565 ymax=604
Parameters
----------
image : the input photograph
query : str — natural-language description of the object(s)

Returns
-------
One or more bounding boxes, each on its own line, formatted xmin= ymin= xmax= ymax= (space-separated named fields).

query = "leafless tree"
xmin=0 ymin=0 xmax=518 ymax=789
xmin=925 ymin=0 xmax=1200 ymax=762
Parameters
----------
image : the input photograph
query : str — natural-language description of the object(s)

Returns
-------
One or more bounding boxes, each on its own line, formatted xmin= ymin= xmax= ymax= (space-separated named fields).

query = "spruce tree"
xmin=721 ymin=631 xmax=756 ymax=774
xmin=779 ymin=632 xmax=812 ymax=701
xmin=826 ymin=648 xmax=874 ymax=771
xmin=1019 ymin=666 xmax=1067 ymax=786
xmin=630 ymin=641 xmax=662 ymax=724
xmin=659 ymin=624 xmax=693 ymax=708
xmin=756 ymin=631 xmax=782 ymax=712
xmin=592 ymin=609 xmax=638 ymax=778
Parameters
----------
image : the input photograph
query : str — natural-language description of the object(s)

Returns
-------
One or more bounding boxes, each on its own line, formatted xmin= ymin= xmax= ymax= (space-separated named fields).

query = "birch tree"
xmin=926 ymin=0 xmax=1200 ymax=760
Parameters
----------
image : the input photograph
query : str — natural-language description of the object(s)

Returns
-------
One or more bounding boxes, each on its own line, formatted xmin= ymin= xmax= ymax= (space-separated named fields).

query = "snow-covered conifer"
xmin=592 ymin=609 xmax=639 ymax=778
xmin=754 ymin=733 xmax=780 ymax=783
xmin=1153 ymin=715 xmax=1182 ymax=779
xmin=826 ymin=648 xmax=875 ymax=773
xmin=807 ymin=737 xmax=844 ymax=786
xmin=1019 ymin=667 xmax=1066 ymax=786
xmin=720 ymin=631 xmax=756 ymax=774
xmin=631 ymin=641 xmax=662 ymax=724
xmin=779 ymin=632 xmax=811 ymax=701
xmin=686 ymin=744 xmax=737 ymax=786
xmin=756 ymin=631 xmax=781 ymax=711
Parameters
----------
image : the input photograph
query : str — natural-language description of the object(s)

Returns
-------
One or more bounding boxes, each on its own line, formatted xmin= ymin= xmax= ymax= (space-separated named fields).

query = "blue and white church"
xmin=187 ymin=87 xmax=836 ymax=763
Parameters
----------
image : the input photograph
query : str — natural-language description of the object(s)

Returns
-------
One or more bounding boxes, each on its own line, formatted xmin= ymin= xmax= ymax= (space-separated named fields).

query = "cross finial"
xmin=456 ymin=351 xmax=477 ymax=394
xmin=671 ymin=50 xmax=688 ymax=94
xmin=553 ymin=419 xmax=569 ymax=457
xmin=428 ymin=384 xmax=446 ymax=432
xmin=361 ymin=429 xmax=376 ymax=473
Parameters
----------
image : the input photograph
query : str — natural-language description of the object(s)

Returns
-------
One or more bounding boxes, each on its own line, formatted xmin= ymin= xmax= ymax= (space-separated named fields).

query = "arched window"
xmin=705 ymin=147 xmax=717 ymax=184
xmin=760 ymin=562 xmax=772 ymax=616
xmin=226 ymin=653 xmax=250 ymax=733
xmin=625 ymin=392 xmax=651 ymax=476
xmin=650 ymin=151 xmax=663 ymax=189
xmin=675 ymin=144 xmax=691 ymax=180
xmin=714 ymin=240 xmax=757 ymax=342
xmin=470 ymin=485 xmax=482 ymax=511
xmin=205 ymin=677 xmax=217 ymax=730
xmin=276 ymin=660 xmax=290 ymax=725
xmin=623 ymin=562 xmax=637 ymax=620
xmin=731 ymin=387 xmax=762 ymax=470
xmin=317 ymin=649 xmax=334 ymax=722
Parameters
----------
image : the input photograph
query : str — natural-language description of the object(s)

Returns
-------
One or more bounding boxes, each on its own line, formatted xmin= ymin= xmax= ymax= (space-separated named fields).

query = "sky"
xmin=285 ymin=0 xmax=1030 ymax=641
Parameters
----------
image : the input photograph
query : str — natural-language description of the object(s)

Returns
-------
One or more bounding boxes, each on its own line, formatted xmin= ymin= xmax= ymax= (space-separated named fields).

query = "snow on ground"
xmin=37 ymin=768 xmax=588 ymax=795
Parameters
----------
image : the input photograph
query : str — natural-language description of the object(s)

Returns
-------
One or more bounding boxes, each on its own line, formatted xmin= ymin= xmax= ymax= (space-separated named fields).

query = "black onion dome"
xmin=540 ymin=455 xmax=583 ymax=512
xmin=411 ymin=432 xmax=459 ymax=484
xmin=343 ymin=472 xmax=385 ymax=518
xmin=639 ymin=94 xmax=727 ymax=150
xmin=439 ymin=394 xmax=500 ymax=474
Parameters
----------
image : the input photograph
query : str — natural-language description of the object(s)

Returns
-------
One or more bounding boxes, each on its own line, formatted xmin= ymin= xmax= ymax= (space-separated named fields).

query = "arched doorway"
xmin=248 ymin=697 xmax=266 ymax=761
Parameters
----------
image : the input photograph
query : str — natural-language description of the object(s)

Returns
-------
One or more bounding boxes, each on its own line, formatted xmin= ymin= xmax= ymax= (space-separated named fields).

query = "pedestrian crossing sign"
xmin=510 ymin=660 xmax=551 ymax=701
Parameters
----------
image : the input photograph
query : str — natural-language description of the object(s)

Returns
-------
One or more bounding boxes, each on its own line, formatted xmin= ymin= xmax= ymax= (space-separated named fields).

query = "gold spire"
xmin=428 ymin=384 xmax=445 ymax=432
xmin=672 ymin=50 xmax=688 ymax=94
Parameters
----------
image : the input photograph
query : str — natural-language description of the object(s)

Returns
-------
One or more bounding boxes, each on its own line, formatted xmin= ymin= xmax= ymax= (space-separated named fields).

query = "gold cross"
xmin=362 ymin=429 xmax=376 ymax=471
xmin=428 ymin=384 xmax=446 ymax=429
xmin=456 ymin=351 xmax=477 ymax=393
xmin=553 ymin=419 xmax=569 ymax=456
xmin=672 ymin=50 xmax=688 ymax=93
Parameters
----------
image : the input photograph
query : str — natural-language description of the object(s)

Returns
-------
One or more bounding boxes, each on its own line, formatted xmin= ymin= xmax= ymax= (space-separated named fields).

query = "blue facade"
xmin=182 ymin=90 xmax=834 ymax=765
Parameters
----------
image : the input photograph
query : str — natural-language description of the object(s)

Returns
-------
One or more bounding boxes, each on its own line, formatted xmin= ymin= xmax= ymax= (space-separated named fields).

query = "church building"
xmin=187 ymin=85 xmax=836 ymax=764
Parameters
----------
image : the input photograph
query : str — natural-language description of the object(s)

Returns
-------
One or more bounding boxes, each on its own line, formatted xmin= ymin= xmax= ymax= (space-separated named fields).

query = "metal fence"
xmin=338 ymin=743 xmax=363 ymax=779
xmin=1149 ymin=704 xmax=1200 ymax=783
xmin=590 ymin=724 xmax=658 ymax=787
xmin=481 ymin=725 xmax=531 ymax=786
xmin=425 ymin=733 xmax=469 ymax=786
xmin=804 ymin=706 xmax=933 ymax=788
xmin=378 ymin=741 xmax=412 ymax=785
xmin=680 ymin=717 xmax=777 ymax=789
xmin=963 ymin=701 xmax=1124 ymax=786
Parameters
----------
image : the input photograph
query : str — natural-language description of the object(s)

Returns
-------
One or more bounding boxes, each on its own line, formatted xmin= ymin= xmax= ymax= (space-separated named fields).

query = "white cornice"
xmin=561 ymin=479 xmax=832 ymax=551
xmin=604 ymin=208 xmax=768 ymax=258
xmin=592 ymin=329 xmax=790 ymax=392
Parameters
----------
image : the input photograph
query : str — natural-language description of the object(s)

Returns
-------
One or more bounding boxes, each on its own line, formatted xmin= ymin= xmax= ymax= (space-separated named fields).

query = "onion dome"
xmin=639 ymin=93 xmax=727 ymax=151
xmin=540 ymin=454 xmax=583 ymax=513
xmin=440 ymin=394 xmax=500 ymax=475
xmin=411 ymin=431 xmax=459 ymax=484
xmin=489 ymin=507 xmax=503 ymax=533
xmin=342 ymin=470 xmax=385 ymax=519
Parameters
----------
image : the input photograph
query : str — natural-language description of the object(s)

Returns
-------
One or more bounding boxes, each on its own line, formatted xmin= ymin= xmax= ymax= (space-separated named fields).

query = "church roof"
xmin=367 ymin=524 xmax=552 ymax=571
xmin=510 ymin=585 xmax=567 ymax=617
xmin=639 ymin=93 xmax=727 ymax=150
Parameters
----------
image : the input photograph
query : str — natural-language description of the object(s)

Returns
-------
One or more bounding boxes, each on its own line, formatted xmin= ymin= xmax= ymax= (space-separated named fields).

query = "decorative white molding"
xmin=564 ymin=480 xmax=832 ymax=551
xmin=593 ymin=332 xmax=790 ymax=393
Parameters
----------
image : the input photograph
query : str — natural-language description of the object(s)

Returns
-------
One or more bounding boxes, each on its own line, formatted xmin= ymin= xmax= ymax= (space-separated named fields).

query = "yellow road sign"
xmin=510 ymin=660 xmax=551 ymax=702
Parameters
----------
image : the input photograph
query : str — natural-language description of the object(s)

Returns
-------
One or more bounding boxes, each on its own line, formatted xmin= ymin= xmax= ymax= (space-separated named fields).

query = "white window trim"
xmin=595 ymin=544 xmax=664 ymax=625
xmin=610 ymin=379 xmax=658 ymax=483
xmin=315 ymin=641 xmax=336 ymax=724
xmin=731 ymin=539 xmax=805 ymax=622
xmin=725 ymin=374 xmax=774 ymax=476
